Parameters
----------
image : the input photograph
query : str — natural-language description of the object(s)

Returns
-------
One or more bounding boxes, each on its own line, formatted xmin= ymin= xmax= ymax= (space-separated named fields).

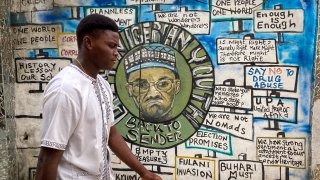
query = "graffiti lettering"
xmin=125 ymin=117 xmax=183 ymax=145
xmin=256 ymin=10 xmax=287 ymax=19
xmin=253 ymin=96 xmax=297 ymax=123
xmin=12 ymin=24 xmax=62 ymax=49
xmin=60 ymin=49 xmax=78 ymax=57
xmin=215 ymin=0 xmax=231 ymax=6
xmin=89 ymin=8 xmax=134 ymax=15
xmin=234 ymin=0 xmax=256 ymax=6
xmin=221 ymin=162 xmax=256 ymax=171
xmin=57 ymin=33 xmax=78 ymax=58
xmin=11 ymin=0 xmax=53 ymax=12
xmin=155 ymin=8 xmax=210 ymax=34
xmin=175 ymin=157 xmax=215 ymax=179
xmin=212 ymin=85 xmax=252 ymax=109
xmin=120 ymin=22 xmax=193 ymax=52
xmin=204 ymin=112 xmax=253 ymax=140
xmin=219 ymin=160 xmax=264 ymax=180
xmin=31 ymin=26 xmax=56 ymax=33
xmin=254 ymin=10 xmax=304 ymax=32
xmin=179 ymin=158 xmax=210 ymax=167
xmin=257 ymin=137 xmax=306 ymax=168
xmin=85 ymin=7 xmax=136 ymax=27
xmin=245 ymin=66 xmax=298 ymax=91
xmin=61 ymin=36 xmax=76 ymax=43
xmin=15 ymin=59 xmax=71 ymax=83
xmin=115 ymin=173 xmax=140 ymax=180
xmin=21 ymin=0 xmax=45 ymax=6
xmin=135 ymin=148 xmax=168 ymax=164
xmin=30 ymin=35 xmax=55 ymax=44
xmin=186 ymin=129 xmax=231 ymax=154
xmin=217 ymin=38 xmax=277 ymax=64
xmin=189 ymin=137 xmax=228 ymax=150
xmin=176 ymin=168 xmax=212 ymax=178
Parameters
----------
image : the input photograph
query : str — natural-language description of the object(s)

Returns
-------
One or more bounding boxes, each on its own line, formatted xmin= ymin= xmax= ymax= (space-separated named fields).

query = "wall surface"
xmin=9 ymin=0 xmax=319 ymax=179
xmin=0 ymin=0 xmax=17 ymax=179
xmin=311 ymin=2 xmax=320 ymax=178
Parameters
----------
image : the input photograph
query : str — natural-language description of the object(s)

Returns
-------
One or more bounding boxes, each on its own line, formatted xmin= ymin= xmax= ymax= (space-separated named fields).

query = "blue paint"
xmin=10 ymin=13 xmax=29 ymax=25
xmin=35 ymin=8 xmax=71 ymax=23
xmin=282 ymin=123 xmax=311 ymax=134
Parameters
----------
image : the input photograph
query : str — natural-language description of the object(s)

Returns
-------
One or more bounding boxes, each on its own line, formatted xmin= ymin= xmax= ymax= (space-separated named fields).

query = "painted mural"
xmin=10 ymin=0 xmax=317 ymax=179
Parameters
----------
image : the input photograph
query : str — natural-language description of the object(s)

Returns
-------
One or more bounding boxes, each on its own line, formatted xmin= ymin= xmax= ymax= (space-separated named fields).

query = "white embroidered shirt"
xmin=40 ymin=64 xmax=116 ymax=179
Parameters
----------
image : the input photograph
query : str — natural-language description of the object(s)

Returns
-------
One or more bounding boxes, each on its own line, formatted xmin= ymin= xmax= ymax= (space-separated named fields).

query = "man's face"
xmin=127 ymin=67 xmax=180 ymax=122
xmin=87 ymin=30 xmax=119 ymax=70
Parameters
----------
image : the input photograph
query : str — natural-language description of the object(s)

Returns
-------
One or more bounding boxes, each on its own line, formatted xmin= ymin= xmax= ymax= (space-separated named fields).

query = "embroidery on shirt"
xmin=96 ymin=77 xmax=112 ymax=180
xmin=41 ymin=140 xmax=66 ymax=150
xmin=93 ymin=81 xmax=100 ymax=102
xmin=99 ymin=81 xmax=111 ymax=127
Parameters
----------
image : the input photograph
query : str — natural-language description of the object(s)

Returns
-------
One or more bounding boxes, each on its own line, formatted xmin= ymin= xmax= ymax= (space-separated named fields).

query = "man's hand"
xmin=140 ymin=171 xmax=162 ymax=180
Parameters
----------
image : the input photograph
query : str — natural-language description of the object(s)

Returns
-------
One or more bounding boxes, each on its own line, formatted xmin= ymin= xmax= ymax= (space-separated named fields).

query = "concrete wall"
xmin=311 ymin=2 xmax=320 ymax=178
xmin=5 ymin=0 xmax=320 ymax=179
xmin=0 ymin=0 xmax=17 ymax=179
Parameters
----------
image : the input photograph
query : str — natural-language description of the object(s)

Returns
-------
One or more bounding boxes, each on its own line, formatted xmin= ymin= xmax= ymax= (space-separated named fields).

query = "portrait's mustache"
xmin=145 ymin=95 xmax=162 ymax=103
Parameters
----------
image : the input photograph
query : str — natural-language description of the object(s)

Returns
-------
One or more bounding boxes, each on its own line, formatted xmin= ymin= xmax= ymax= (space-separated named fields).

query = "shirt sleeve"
xmin=40 ymin=89 xmax=80 ymax=150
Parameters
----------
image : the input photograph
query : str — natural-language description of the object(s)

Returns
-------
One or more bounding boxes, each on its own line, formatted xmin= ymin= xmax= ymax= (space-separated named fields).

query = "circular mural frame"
xmin=110 ymin=21 xmax=215 ymax=149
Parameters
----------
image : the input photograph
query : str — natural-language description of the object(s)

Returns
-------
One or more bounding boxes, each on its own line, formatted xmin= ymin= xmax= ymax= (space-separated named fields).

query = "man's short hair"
xmin=76 ymin=14 xmax=118 ymax=48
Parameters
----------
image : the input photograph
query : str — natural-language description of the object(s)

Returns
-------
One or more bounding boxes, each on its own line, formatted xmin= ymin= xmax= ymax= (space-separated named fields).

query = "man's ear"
xmin=175 ymin=80 xmax=181 ymax=94
xmin=83 ymin=35 xmax=93 ymax=50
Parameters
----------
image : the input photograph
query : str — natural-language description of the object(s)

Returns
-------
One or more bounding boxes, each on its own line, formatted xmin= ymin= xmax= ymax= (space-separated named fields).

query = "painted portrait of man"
xmin=124 ymin=44 xmax=181 ymax=123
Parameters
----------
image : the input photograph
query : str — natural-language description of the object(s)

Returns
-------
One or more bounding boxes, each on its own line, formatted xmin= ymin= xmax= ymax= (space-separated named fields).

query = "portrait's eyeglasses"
xmin=127 ymin=79 xmax=176 ymax=94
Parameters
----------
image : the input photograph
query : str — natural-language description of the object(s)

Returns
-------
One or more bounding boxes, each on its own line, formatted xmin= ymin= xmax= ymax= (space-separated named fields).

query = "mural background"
xmin=0 ymin=0 xmax=319 ymax=179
